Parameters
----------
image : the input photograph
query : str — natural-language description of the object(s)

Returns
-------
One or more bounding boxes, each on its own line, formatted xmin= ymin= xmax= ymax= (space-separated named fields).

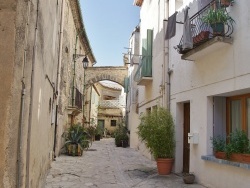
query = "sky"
xmin=80 ymin=0 xmax=140 ymax=67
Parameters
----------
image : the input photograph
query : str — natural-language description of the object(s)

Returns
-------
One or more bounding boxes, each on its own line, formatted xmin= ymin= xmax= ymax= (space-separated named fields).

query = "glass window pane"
xmin=247 ymin=98 xmax=250 ymax=139
xmin=231 ymin=100 xmax=242 ymax=132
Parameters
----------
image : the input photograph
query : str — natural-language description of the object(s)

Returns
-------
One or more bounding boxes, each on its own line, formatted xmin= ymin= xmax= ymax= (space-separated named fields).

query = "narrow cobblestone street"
xmin=45 ymin=138 xmax=205 ymax=188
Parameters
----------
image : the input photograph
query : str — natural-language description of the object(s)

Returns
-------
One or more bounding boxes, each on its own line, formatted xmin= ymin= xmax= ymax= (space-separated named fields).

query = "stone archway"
xmin=85 ymin=66 xmax=128 ymax=87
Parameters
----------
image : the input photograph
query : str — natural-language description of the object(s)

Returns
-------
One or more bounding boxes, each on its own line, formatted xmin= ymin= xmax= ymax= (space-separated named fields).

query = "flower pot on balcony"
xmin=211 ymin=23 xmax=224 ymax=36
xmin=193 ymin=31 xmax=210 ymax=45
xmin=220 ymin=0 xmax=231 ymax=7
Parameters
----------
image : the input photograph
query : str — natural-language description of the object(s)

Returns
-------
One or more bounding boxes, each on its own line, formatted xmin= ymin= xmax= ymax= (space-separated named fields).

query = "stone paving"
xmin=45 ymin=138 xmax=206 ymax=188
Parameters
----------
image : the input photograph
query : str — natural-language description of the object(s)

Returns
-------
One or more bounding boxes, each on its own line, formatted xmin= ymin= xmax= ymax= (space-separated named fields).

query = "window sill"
xmin=201 ymin=155 xmax=250 ymax=170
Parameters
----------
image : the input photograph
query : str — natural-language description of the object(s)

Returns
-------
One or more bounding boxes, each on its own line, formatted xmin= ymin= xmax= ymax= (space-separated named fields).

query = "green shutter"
xmin=124 ymin=77 xmax=130 ymax=93
xmin=134 ymin=29 xmax=153 ymax=82
xmin=142 ymin=29 xmax=153 ymax=77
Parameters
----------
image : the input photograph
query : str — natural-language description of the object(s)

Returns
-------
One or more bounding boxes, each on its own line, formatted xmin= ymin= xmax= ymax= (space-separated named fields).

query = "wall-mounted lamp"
xmin=82 ymin=57 xmax=89 ymax=69
xmin=73 ymin=54 xmax=89 ymax=69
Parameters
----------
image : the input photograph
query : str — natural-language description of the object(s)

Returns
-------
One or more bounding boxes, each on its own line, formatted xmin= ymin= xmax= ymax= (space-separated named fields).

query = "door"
xmin=183 ymin=103 xmax=190 ymax=173
xmin=98 ymin=120 xmax=105 ymax=129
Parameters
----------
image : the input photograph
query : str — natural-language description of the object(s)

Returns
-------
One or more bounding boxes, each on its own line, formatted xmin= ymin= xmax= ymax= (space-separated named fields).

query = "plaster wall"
xmin=137 ymin=0 xmax=167 ymax=112
xmin=126 ymin=30 xmax=141 ymax=149
xmin=24 ymin=1 xmax=62 ymax=187
xmin=0 ymin=1 xmax=18 ymax=187
xmin=90 ymin=86 xmax=100 ymax=126
xmin=135 ymin=0 xmax=168 ymax=159
xmin=0 ymin=0 xmax=63 ymax=187
xmin=169 ymin=0 xmax=250 ymax=187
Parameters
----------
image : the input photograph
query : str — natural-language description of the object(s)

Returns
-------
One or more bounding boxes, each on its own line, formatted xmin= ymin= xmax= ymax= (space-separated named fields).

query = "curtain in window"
xmin=247 ymin=98 xmax=250 ymax=139
xmin=231 ymin=100 xmax=242 ymax=132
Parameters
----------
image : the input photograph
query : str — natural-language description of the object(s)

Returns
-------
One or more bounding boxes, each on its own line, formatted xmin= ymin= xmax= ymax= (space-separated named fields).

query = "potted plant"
xmin=94 ymin=124 xmax=103 ymax=141
xmin=63 ymin=124 xmax=90 ymax=156
xmin=225 ymin=130 xmax=249 ymax=162
xmin=211 ymin=135 xmax=226 ymax=159
xmin=86 ymin=126 xmax=96 ymax=142
xmin=220 ymin=0 xmax=234 ymax=7
xmin=202 ymin=8 xmax=234 ymax=35
xmin=137 ymin=107 xmax=175 ymax=175
xmin=114 ymin=124 xmax=129 ymax=147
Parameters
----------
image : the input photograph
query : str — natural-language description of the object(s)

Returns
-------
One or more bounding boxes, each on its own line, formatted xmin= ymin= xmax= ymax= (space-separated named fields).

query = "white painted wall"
xmin=169 ymin=0 xmax=250 ymax=187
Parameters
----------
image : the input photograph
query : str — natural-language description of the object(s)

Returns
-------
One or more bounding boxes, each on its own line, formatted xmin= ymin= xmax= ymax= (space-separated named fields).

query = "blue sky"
xmin=80 ymin=0 xmax=140 ymax=67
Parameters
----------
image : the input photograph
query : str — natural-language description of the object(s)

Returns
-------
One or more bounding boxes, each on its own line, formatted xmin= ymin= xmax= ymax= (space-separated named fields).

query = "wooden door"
xmin=183 ymin=103 xmax=190 ymax=173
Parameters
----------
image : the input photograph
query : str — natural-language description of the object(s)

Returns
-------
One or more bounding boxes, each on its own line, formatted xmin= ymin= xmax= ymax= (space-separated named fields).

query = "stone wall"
xmin=85 ymin=66 xmax=128 ymax=87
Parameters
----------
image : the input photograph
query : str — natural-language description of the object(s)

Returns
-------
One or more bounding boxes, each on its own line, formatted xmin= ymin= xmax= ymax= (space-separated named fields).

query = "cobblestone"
xmin=45 ymin=138 xmax=206 ymax=188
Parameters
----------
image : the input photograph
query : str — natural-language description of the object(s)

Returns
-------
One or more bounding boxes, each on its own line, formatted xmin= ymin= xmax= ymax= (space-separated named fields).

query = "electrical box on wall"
xmin=188 ymin=132 xmax=199 ymax=144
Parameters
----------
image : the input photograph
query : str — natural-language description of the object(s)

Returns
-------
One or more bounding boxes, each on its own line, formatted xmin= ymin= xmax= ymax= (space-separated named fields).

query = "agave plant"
xmin=63 ymin=124 xmax=91 ymax=155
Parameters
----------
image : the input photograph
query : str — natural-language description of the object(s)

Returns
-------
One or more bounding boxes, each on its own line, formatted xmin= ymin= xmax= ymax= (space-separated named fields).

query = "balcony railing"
xmin=99 ymin=99 xmax=125 ymax=109
xmin=134 ymin=56 xmax=153 ymax=85
xmin=177 ymin=0 xmax=234 ymax=55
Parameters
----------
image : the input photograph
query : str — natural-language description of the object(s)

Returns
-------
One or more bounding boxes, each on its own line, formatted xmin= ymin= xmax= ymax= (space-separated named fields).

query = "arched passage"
xmin=85 ymin=66 xmax=128 ymax=87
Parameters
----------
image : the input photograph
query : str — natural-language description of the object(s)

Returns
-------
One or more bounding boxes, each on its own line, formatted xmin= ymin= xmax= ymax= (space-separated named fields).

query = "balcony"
xmin=176 ymin=0 xmax=234 ymax=61
xmin=99 ymin=99 xmax=125 ymax=109
xmin=134 ymin=58 xmax=153 ymax=86
xmin=67 ymin=88 xmax=82 ymax=115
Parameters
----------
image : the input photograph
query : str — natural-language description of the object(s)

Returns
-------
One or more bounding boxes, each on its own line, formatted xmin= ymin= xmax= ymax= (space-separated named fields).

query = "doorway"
xmin=183 ymin=103 xmax=190 ymax=173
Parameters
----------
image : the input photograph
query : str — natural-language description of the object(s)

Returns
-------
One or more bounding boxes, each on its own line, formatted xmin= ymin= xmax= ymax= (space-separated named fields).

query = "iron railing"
xmin=99 ymin=99 xmax=126 ymax=109
xmin=177 ymin=0 xmax=234 ymax=54
xmin=134 ymin=56 xmax=152 ymax=82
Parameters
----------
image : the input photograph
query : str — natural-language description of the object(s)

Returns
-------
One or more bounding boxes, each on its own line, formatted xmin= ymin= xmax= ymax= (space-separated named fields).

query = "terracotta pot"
xmin=221 ymin=0 xmax=231 ymax=7
xmin=156 ymin=158 xmax=174 ymax=175
xmin=230 ymin=153 xmax=243 ymax=163
xmin=193 ymin=31 xmax=210 ymax=45
xmin=242 ymin=154 xmax=250 ymax=164
xmin=215 ymin=151 xmax=226 ymax=159
xmin=211 ymin=23 xmax=225 ymax=36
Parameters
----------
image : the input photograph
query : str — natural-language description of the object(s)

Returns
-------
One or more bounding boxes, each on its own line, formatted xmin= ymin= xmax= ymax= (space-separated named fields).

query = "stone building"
xmin=0 ymin=0 xmax=95 ymax=187
xmin=96 ymin=81 xmax=126 ymax=134
xmin=54 ymin=0 xmax=96 ymax=157
xmin=128 ymin=0 xmax=250 ymax=187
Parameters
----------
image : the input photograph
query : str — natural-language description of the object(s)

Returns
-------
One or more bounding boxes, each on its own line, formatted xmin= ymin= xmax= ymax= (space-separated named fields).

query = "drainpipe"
xmin=17 ymin=1 xmax=31 ymax=187
xmin=162 ymin=0 xmax=166 ymax=108
xmin=88 ymin=87 xmax=93 ymax=124
xmin=26 ymin=0 xmax=39 ymax=187
xmin=54 ymin=0 xmax=65 ymax=157
xmin=72 ymin=35 xmax=78 ymax=109
xmin=165 ymin=0 xmax=171 ymax=110
xmin=163 ymin=0 xmax=169 ymax=109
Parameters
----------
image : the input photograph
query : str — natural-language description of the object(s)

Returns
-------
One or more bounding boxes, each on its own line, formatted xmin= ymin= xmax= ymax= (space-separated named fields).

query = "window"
xmin=227 ymin=94 xmax=250 ymax=138
xmin=111 ymin=120 xmax=117 ymax=127
xmin=146 ymin=107 xmax=151 ymax=115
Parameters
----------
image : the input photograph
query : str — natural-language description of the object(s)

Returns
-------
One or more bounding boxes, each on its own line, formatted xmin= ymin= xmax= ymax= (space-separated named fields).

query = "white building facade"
xmin=130 ymin=0 xmax=250 ymax=187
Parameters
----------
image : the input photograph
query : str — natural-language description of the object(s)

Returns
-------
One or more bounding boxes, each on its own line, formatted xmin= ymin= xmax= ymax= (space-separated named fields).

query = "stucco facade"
xmin=129 ymin=0 xmax=250 ymax=187
xmin=169 ymin=0 xmax=250 ymax=187
xmin=0 ymin=0 xmax=63 ymax=187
